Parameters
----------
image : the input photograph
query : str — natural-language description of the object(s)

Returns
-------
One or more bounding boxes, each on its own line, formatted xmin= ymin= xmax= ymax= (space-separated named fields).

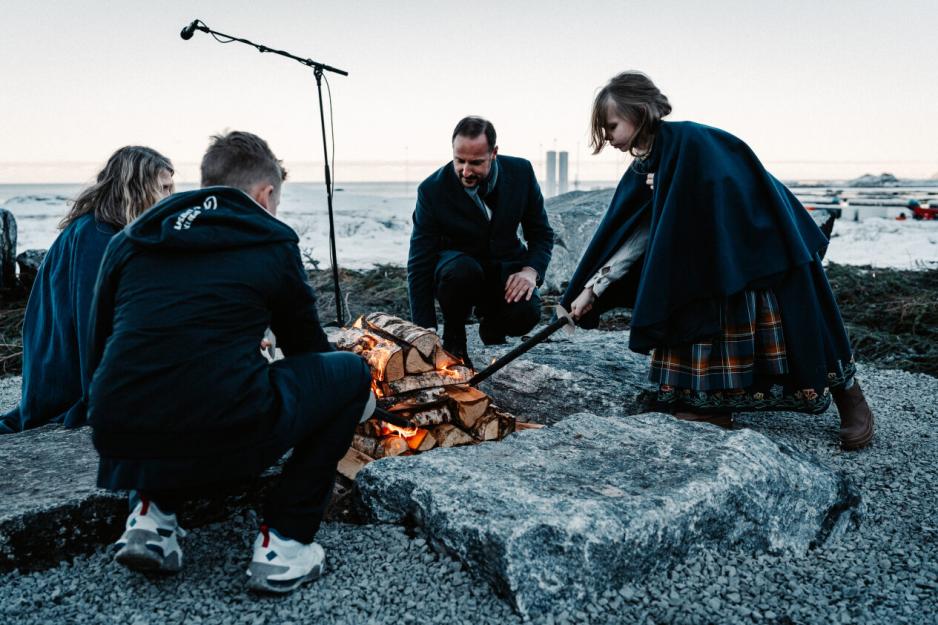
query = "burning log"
xmin=431 ymin=424 xmax=476 ymax=448
xmin=391 ymin=404 xmax=453 ymax=428
xmin=383 ymin=387 xmax=447 ymax=409
xmin=405 ymin=348 xmax=435 ymax=374
xmin=444 ymin=385 xmax=490 ymax=430
xmin=470 ymin=411 xmax=502 ymax=441
xmin=491 ymin=406 xmax=518 ymax=438
xmin=376 ymin=436 xmax=411 ymax=458
xmin=337 ymin=448 xmax=373 ymax=480
xmin=433 ymin=345 xmax=462 ymax=370
xmin=335 ymin=313 xmax=515 ymax=463
xmin=383 ymin=366 xmax=473 ymax=395
xmin=359 ymin=312 xmax=440 ymax=358
xmin=334 ymin=328 xmax=405 ymax=382
xmin=352 ymin=433 xmax=380 ymax=457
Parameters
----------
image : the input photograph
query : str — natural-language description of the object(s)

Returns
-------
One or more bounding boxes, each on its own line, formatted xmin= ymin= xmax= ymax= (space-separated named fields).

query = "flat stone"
xmin=356 ymin=412 xmax=860 ymax=619
xmin=0 ymin=425 xmax=125 ymax=572
xmin=469 ymin=328 xmax=651 ymax=423
xmin=0 ymin=380 xmax=287 ymax=573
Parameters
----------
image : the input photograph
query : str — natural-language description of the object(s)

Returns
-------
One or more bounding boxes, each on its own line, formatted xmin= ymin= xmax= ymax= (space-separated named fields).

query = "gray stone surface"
xmin=542 ymin=189 xmax=614 ymax=294
xmin=3 ymin=339 xmax=938 ymax=623
xmin=356 ymin=412 xmax=859 ymax=619
xmin=0 ymin=425 xmax=125 ymax=571
xmin=469 ymin=327 xmax=650 ymax=423
xmin=0 ymin=381 xmax=286 ymax=573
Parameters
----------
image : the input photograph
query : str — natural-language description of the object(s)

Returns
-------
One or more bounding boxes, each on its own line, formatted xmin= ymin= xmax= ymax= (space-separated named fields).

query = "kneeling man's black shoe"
xmin=478 ymin=324 xmax=507 ymax=346
xmin=443 ymin=333 xmax=474 ymax=370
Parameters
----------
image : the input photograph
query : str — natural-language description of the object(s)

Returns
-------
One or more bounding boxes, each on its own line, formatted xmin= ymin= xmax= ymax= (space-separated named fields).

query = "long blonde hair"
xmin=589 ymin=71 xmax=672 ymax=157
xmin=60 ymin=146 xmax=174 ymax=230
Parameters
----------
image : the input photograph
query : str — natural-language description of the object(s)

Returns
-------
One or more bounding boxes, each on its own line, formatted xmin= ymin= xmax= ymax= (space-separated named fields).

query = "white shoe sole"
xmin=246 ymin=561 xmax=325 ymax=594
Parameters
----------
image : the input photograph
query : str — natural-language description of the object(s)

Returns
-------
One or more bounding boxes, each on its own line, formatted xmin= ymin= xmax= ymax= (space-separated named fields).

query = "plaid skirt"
xmin=647 ymin=290 xmax=854 ymax=414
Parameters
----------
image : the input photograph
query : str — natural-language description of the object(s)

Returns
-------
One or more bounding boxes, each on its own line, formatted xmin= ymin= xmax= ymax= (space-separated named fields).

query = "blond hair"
xmin=61 ymin=146 xmax=174 ymax=230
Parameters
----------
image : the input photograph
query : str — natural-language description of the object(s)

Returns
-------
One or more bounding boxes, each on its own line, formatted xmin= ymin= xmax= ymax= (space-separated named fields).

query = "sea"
xmin=2 ymin=181 xmax=937 ymax=271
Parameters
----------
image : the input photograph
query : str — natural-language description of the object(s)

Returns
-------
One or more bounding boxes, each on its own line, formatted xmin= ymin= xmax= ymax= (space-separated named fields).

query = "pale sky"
xmin=1 ymin=0 xmax=937 ymax=182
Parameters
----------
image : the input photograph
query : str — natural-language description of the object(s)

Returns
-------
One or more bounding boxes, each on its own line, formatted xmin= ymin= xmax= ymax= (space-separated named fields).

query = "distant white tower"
xmin=558 ymin=151 xmax=569 ymax=195
xmin=546 ymin=151 xmax=557 ymax=197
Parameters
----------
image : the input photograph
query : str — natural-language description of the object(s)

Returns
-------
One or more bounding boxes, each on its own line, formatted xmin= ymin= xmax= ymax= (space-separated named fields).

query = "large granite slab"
xmin=356 ymin=412 xmax=861 ymax=619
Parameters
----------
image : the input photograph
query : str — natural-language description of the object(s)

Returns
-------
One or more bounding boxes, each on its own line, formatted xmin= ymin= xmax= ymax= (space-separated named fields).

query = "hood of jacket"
xmin=124 ymin=186 xmax=298 ymax=251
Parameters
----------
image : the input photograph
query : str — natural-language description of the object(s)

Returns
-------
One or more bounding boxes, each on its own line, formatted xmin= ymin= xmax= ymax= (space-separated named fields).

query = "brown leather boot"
xmin=674 ymin=411 xmax=733 ymax=429
xmin=832 ymin=382 xmax=874 ymax=450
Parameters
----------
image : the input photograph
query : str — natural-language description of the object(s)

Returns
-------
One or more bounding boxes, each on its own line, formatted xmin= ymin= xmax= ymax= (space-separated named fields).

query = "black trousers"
xmin=135 ymin=350 xmax=372 ymax=544
xmin=434 ymin=251 xmax=541 ymax=344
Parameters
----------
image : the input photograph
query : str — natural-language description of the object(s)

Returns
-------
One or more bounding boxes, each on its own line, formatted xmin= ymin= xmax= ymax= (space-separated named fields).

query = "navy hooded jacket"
xmin=407 ymin=155 xmax=554 ymax=329
xmin=1 ymin=214 xmax=116 ymax=434
xmin=561 ymin=121 xmax=829 ymax=353
xmin=86 ymin=187 xmax=331 ymax=465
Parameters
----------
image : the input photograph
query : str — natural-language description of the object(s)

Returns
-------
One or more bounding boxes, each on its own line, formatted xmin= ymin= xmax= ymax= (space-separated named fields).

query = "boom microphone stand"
xmin=180 ymin=19 xmax=348 ymax=325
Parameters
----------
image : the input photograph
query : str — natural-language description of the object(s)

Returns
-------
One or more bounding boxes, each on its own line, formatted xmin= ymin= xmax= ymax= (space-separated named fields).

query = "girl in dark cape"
xmin=0 ymin=147 xmax=174 ymax=434
xmin=561 ymin=71 xmax=873 ymax=450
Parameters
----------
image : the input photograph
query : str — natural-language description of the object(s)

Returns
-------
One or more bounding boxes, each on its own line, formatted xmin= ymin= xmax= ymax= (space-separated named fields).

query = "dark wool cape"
xmin=561 ymin=121 xmax=850 ymax=391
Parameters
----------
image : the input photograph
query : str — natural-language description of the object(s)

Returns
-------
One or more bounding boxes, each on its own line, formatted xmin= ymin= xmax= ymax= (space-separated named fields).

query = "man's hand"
xmin=504 ymin=266 xmax=538 ymax=303
xmin=570 ymin=286 xmax=596 ymax=320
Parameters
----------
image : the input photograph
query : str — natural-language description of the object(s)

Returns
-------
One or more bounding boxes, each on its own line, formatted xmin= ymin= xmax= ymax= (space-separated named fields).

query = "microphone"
xmin=180 ymin=20 xmax=200 ymax=41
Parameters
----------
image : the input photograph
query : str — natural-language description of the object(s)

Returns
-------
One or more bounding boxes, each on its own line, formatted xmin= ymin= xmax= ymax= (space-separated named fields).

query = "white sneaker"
xmin=246 ymin=525 xmax=325 ymax=593
xmin=114 ymin=498 xmax=186 ymax=573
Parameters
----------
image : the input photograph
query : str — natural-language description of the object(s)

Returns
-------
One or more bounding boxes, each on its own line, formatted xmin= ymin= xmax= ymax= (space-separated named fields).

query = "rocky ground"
xmin=1 ymin=336 xmax=936 ymax=624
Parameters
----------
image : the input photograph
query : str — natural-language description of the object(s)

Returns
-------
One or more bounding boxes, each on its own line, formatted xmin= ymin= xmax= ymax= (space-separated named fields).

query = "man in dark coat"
xmin=407 ymin=117 xmax=554 ymax=365
xmin=86 ymin=131 xmax=374 ymax=594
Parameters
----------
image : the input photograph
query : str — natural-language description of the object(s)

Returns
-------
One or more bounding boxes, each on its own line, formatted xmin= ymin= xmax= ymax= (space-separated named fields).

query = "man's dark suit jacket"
xmin=407 ymin=155 xmax=554 ymax=329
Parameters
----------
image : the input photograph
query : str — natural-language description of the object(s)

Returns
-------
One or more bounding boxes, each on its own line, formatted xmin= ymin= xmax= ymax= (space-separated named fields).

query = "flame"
xmin=380 ymin=421 xmax=429 ymax=451
xmin=370 ymin=379 xmax=384 ymax=398
xmin=382 ymin=421 xmax=419 ymax=438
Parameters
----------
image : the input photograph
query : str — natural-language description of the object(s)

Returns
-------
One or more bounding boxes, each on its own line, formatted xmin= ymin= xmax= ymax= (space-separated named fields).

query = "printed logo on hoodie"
xmin=173 ymin=196 xmax=218 ymax=231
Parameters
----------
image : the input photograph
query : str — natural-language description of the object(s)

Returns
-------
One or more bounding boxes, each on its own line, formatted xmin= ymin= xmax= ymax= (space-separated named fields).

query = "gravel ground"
xmin=1 ymin=365 xmax=936 ymax=624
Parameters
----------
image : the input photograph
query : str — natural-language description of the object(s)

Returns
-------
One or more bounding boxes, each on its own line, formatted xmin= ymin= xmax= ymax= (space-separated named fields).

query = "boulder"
xmin=542 ymin=189 xmax=614 ymax=294
xmin=15 ymin=249 xmax=46 ymax=288
xmin=356 ymin=412 xmax=861 ymax=619
xmin=0 ymin=208 xmax=16 ymax=289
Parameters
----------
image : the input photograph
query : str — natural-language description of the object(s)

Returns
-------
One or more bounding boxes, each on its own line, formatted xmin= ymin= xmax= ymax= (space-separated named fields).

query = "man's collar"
xmin=464 ymin=156 xmax=499 ymax=197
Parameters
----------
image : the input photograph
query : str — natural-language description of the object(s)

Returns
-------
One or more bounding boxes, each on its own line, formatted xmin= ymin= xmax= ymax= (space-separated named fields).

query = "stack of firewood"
xmin=333 ymin=313 xmax=538 ymax=476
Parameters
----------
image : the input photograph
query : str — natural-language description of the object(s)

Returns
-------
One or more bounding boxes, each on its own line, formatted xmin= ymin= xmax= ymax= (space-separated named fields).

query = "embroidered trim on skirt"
xmin=645 ymin=289 xmax=855 ymax=414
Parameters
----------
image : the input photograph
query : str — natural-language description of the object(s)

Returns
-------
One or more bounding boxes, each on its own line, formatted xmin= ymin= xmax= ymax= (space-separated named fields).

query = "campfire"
xmin=333 ymin=313 xmax=537 ymax=476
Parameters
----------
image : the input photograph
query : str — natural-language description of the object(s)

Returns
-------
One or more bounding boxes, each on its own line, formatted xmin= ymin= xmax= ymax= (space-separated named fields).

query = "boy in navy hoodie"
xmin=86 ymin=131 xmax=374 ymax=593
